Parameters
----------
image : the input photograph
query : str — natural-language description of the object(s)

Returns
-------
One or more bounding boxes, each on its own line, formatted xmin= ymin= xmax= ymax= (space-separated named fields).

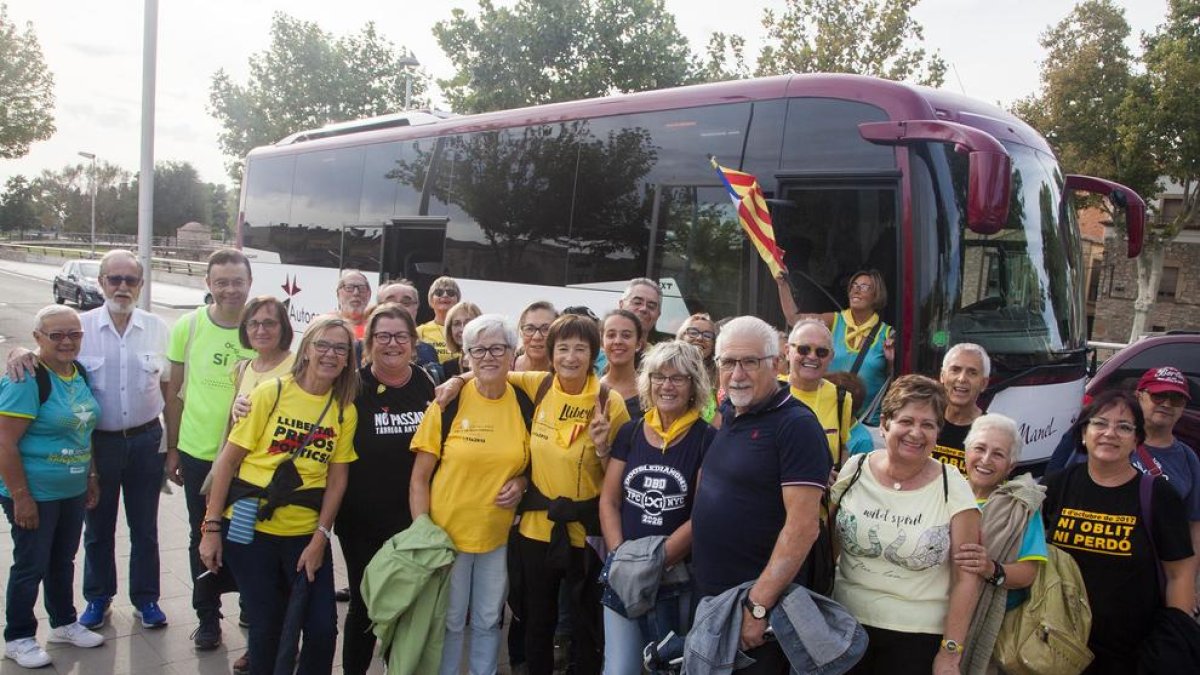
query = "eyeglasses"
xmin=373 ymin=331 xmax=411 ymax=345
xmin=104 ymin=274 xmax=141 ymax=287
xmin=625 ymin=296 xmax=660 ymax=311
xmin=716 ymin=355 xmax=771 ymax=372
xmin=246 ymin=319 xmax=280 ymax=331
xmin=38 ymin=329 xmax=85 ymax=343
xmin=1146 ymin=391 xmax=1188 ymax=407
xmin=312 ymin=340 xmax=351 ymax=357
xmin=791 ymin=344 xmax=831 ymax=359
xmin=850 ymin=282 xmax=875 ymax=293
xmin=432 ymin=288 xmax=459 ymax=298
xmin=1087 ymin=417 xmax=1137 ymax=437
xmin=521 ymin=323 xmax=551 ymax=337
xmin=682 ymin=327 xmax=716 ymax=341
xmin=339 ymin=283 xmax=370 ymax=294
xmin=467 ymin=344 xmax=509 ymax=359
xmin=649 ymin=373 xmax=691 ymax=386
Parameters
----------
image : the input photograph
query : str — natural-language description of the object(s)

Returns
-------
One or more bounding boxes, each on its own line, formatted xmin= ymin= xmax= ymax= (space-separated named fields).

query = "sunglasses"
xmin=432 ymin=289 xmax=459 ymax=298
xmin=1147 ymin=391 xmax=1188 ymax=406
xmin=104 ymin=274 xmax=141 ymax=287
xmin=791 ymin=344 xmax=831 ymax=358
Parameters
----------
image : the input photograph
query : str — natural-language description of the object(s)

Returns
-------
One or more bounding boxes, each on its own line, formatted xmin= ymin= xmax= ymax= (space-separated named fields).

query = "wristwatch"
xmin=940 ymin=638 xmax=963 ymax=654
xmin=742 ymin=595 xmax=769 ymax=621
xmin=986 ymin=560 xmax=1007 ymax=587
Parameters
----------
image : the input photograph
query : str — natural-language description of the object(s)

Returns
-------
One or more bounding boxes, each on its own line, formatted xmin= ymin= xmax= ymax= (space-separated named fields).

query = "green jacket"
xmin=361 ymin=514 xmax=457 ymax=675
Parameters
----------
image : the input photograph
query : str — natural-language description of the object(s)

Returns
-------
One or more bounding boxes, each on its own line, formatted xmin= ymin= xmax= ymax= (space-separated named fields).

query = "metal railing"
xmin=0 ymin=242 xmax=208 ymax=277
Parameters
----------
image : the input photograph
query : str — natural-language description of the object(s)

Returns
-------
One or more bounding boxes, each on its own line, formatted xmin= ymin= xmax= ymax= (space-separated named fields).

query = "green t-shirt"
xmin=168 ymin=307 xmax=256 ymax=461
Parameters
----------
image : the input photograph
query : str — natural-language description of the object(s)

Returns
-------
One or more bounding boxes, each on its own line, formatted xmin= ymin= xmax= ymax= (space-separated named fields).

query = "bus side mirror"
xmin=859 ymin=120 xmax=1012 ymax=235
xmin=1064 ymin=174 xmax=1146 ymax=258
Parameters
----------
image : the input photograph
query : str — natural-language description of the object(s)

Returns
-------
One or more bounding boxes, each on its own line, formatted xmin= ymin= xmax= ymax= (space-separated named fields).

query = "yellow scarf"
xmin=644 ymin=407 xmax=700 ymax=452
xmin=841 ymin=310 xmax=880 ymax=352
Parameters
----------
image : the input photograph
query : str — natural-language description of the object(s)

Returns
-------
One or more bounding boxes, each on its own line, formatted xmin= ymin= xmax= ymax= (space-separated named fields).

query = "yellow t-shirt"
xmin=411 ymin=384 xmax=530 ymax=553
xmin=417 ymin=321 xmax=454 ymax=364
xmin=226 ymin=375 xmax=358 ymax=536
xmin=790 ymin=379 xmax=852 ymax=464
xmin=235 ymin=354 xmax=296 ymax=399
xmin=511 ymin=372 xmax=631 ymax=547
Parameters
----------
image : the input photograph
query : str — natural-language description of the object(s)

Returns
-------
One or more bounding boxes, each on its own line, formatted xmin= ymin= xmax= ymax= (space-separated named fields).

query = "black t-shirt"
xmin=611 ymin=419 xmax=714 ymax=542
xmin=1042 ymin=464 xmax=1194 ymax=672
xmin=932 ymin=419 xmax=971 ymax=474
xmin=691 ymin=385 xmax=832 ymax=598
xmin=336 ymin=365 xmax=436 ymax=540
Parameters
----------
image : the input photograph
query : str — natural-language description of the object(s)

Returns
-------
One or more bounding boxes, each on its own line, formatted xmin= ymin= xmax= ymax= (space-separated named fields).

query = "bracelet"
xmin=203 ymin=518 xmax=222 ymax=526
xmin=199 ymin=524 xmax=221 ymax=534
xmin=594 ymin=445 xmax=611 ymax=459
xmin=316 ymin=524 xmax=333 ymax=540
xmin=449 ymin=375 xmax=466 ymax=386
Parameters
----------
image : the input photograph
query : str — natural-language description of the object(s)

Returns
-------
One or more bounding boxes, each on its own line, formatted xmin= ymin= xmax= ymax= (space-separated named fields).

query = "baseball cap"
xmin=1136 ymin=366 xmax=1191 ymax=401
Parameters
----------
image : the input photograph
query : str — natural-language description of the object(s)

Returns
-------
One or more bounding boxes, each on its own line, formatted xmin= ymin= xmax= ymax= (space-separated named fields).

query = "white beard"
xmin=726 ymin=387 xmax=755 ymax=409
xmin=105 ymin=298 xmax=135 ymax=316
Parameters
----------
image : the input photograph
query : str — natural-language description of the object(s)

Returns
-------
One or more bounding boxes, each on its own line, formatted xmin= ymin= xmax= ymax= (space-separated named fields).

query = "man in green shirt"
xmin=164 ymin=248 xmax=256 ymax=652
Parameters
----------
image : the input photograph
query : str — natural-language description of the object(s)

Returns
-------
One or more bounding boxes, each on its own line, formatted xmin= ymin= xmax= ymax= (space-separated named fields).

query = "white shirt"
xmin=78 ymin=306 xmax=170 ymax=432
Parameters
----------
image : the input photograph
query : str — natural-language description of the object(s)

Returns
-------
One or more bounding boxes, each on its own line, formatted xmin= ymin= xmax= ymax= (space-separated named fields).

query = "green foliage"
xmin=0 ymin=3 xmax=55 ymax=159
xmin=752 ymin=0 xmax=946 ymax=85
xmin=0 ymin=176 xmax=38 ymax=232
xmin=434 ymin=0 xmax=698 ymax=113
xmin=150 ymin=161 xmax=210 ymax=237
xmin=209 ymin=13 xmax=425 ymax=181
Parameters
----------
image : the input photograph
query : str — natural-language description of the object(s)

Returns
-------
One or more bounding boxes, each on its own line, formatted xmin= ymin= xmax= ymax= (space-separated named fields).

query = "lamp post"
xmin=78 ymin=151 xmax=97 ymax=255
xmin=398 ymin=54 xmax=419 ymax=110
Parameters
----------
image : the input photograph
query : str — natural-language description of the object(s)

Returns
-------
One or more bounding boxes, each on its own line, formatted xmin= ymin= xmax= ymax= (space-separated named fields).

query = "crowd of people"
xmin=0 ymin=246 xmax=1197 ymax=675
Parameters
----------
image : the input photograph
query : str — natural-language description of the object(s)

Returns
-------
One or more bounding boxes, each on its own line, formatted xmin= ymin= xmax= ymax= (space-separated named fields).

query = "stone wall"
xmin=1092 ymin=236 xmax=1200 ymax=342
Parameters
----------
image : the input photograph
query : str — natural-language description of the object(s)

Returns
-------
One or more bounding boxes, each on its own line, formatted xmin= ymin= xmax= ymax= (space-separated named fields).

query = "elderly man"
xmin=932 ymin=343 xmax=990 ymax=473
xmin=164 ymin=248 xmax=256 ymax=651
xmin=336 ymin=269 xmax=372 ymax=339
xmin=617 ymin=278 xmax=672 ymax=347
xmin=691 ymin=316 xmax=832 ymax=673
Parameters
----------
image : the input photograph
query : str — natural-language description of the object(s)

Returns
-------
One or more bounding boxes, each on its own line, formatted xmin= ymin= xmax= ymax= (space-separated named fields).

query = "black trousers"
xmin=517 ymin=534 xmax=603 ymax=675
xmin=847 ymin=625 xmax=940 ymax=675
xmin=179 ymin=451 xmax=238 ymax=621
xmin=338 ymin=532 xmax=389 ymax=675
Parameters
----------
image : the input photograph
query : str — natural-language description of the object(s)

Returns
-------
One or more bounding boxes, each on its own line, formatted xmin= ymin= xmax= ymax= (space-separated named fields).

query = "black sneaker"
xmin=232 ymin=653 xmax=250 ymax=675
xmin=190 ymin=618 xmax=221 ymax=651
xmin=335 ymin=586 xmax=350 ymax=602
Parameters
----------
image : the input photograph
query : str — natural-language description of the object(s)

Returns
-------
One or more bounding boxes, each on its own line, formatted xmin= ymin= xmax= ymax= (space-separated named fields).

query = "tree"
xmin=750 ymin=0 xmax=946 ymax=85
xmin=434 ymin=0 xmax=698 ymax=113
xmin=0 ymin=176 xmax=38 ymax=233
xmin=30 ymin=161 xmax=135 ymax=236
xmin=209 ymin=13 xmax=426 ymax=181
xmin=207 ymin=183 xmax=232 ymax=239
xmin=0 ymin=3 xmax=55 ymax=158
xmin=150 ymin=161 xmax=210 ymax=237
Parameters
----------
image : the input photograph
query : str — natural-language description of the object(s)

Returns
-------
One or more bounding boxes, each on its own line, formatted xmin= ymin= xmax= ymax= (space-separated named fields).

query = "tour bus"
xmin=235 ymin=74 xmax=1145 ymax=466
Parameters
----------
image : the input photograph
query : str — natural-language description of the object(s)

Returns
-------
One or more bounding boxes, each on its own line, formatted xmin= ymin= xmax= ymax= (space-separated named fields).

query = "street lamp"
xmin=398 ymin=54 xmax=419 ymax=110
xmin=77 ymin=151 xmax=97 ymax=255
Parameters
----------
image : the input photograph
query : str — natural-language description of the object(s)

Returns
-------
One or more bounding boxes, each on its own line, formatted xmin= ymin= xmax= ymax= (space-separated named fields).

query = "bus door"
xmin=338 ymin=217 xmax=448 ymax=323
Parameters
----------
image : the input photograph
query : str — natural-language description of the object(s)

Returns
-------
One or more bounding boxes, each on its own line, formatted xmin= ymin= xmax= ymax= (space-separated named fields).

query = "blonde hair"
xmin=637 ymin=341 xmax=712 ymax=414
xmin=445 ymin=302 xmax=483 ymax=355
xmin=292 ymin=317 xmax=361 ymax=409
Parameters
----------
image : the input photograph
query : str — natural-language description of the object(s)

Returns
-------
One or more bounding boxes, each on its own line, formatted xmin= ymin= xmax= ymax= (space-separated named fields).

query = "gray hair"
xmin=943 ymin=342 xmax=992 ymax=378
xmin=637 ymin=341 xmax=713 ymax=413
xmin=788 ymin=318 xmax=832 ymax=345
xmin=622 ymin=277 xmax=662 ymax=301
xmin=964 ymin=413 xmax=1023 ymax=465
xmin=338 ymin=268 xmax=368 ymax=285
xmin=35 ymin=305 xmax=79 ymax=332
xmin=715 ymin=316 xmax=779 ymax=360
xmin=99 ymin=249 xmax=143 ymax=277
xmin=462 ymin=313 xmax=519 ymax=351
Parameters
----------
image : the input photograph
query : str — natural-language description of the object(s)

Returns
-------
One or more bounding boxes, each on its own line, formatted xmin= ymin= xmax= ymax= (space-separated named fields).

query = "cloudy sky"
xmin=1 ymin=0 xmax=1170 ymax=189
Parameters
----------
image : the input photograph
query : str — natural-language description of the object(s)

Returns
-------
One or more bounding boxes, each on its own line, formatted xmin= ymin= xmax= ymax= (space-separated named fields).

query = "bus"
xmin=235 ymin=73 xmax=1145 ymax=466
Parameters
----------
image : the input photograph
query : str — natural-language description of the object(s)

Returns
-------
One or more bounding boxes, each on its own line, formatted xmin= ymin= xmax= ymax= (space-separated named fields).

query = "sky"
xmin=1 ymin=0 xmax=1171 ymax=190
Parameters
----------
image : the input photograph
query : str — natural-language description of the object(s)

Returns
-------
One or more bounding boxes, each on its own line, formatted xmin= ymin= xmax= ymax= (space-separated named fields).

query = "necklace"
xmin=880 ymin=457 xmax=923 ymax=491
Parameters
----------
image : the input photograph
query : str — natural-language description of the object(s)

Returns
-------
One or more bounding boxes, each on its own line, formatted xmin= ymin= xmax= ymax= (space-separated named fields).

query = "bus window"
xmin=290 ymin=147 xmax=366 ymax=268
xmin=360 ymin=142 xmax=403 ymax=224
xmin=340 ymin=226 xmax=382 ymax=273
xmin=782 ymin=98 xmax=893 ymax=171
xmin=241 ymin=154 xmax=296 ymax=261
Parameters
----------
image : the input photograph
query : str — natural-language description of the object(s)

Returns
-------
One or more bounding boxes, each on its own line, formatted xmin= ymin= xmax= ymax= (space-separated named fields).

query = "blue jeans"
xmin=223 ymin=528 xmax=337 ymax=675
xmin=1 ymin=494 xmax=86 ymax=641
xmin=84 ymin=424 xmax=165 ymax=605
xmin=603 ymin=607 xmax=645 ymax=675
xmin=440 ymin=545 xmax=509 ymax=675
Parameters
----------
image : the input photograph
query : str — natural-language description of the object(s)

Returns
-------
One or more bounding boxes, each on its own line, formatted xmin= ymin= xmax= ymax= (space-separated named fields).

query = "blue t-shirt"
xmin=0 ymin=368 xmax=100 ymax=501
xmin=830 ymin=312 xmax=891 ymax=426
xmin=611 ymin=419 xmax=714 ymax=542
xmin=1132 ymin=439 xmax=1200 ymax=521
xmin=978 ymin=498 xmax=1049 ymax=609
xmin=846 ymin=423 xmax=875 ymax=456
xmin=691 ymin=385 xmax=832 ymax=597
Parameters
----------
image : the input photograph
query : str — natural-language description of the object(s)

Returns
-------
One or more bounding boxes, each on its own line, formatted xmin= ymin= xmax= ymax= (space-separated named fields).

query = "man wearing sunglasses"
xmin=785 ymin=319 xmax=853 ymax=466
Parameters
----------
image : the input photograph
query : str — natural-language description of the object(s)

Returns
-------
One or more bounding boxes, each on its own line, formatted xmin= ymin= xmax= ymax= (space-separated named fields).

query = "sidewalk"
xmin=0 ymin=260 xmax=206 ymax=310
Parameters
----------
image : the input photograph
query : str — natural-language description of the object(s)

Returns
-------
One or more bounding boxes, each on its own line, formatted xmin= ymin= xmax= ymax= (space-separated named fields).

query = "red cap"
xmin=1137 ymin=366 xmax=1191 ymax=400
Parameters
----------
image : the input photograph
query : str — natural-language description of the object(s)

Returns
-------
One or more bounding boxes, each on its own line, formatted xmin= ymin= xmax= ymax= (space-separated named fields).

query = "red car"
xmin=1087 ymin=333 xmax=1200 ymax=451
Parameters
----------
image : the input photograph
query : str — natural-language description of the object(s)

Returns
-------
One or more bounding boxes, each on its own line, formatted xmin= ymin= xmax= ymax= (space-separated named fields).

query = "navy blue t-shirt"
xmin=691 ymin=385 xmax=832 ymax=597
xmin=612 ymin=419 xmax=715 ymax=541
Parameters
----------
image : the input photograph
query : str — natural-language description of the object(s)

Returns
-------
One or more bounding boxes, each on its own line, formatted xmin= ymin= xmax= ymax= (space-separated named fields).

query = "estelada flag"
xmin=710 ymin=157 xmax=787 ymax=277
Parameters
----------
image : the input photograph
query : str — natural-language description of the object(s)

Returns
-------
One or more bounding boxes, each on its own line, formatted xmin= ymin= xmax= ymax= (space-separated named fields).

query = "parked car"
xmin=53 ymin=260 xmax=104 ymax=309
xmin=1087 ymin=333 xmax=1200 ymax=452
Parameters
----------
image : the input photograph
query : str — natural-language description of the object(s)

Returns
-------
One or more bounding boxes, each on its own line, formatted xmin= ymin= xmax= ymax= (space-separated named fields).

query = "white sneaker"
xmin=47 ymin=622 xmax=104 ymax=648
xmin=4 ymin=637 xmax=52 ymax=668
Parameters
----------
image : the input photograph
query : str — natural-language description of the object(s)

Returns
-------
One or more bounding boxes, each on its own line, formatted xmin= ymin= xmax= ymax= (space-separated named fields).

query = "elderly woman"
xmin=199 ymin=316 xmax=359 ymax=675
xmin=442 ymin=301 xmax=482 ymax=379
xmin=675 ymin=313 xmax=720 ymax=424
xmin=514 ymin=300 xmax=557 ymax=372
xmin=1042 ymin=390 xmax=1195 ymax=674
xmin=415 ymin=276 xmax=461 ymax=363
xmin=410 ymin=314 xmax=531 ymax=675
xmin=830 ymin=374 xmax=980 ymax=675
xmin=0 ymin=306 xmax=104 ymax=668
xmin=600 ymin=309 xmax=643 ymax=417
xmin=334 ymin=304 xmax=437 ymax=675
xmin=599 ymin=341 xmax=715 ymax=674
xmin=787 ymin=318 xmax=854 ymax=465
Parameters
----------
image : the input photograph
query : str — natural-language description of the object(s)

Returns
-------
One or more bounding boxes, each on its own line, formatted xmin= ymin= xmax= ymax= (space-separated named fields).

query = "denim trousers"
xmin=83 ymin=424 xmax=165 ymax=605
xmin=223 ymin=528 xmax=337 ymax=675
xmin=179 ymin=450 xmax=238 ymax=620
xmin=439 ymin=545 xmax=509 ymax=675
xmin=1 ymin=494 xmax=86 ymax=641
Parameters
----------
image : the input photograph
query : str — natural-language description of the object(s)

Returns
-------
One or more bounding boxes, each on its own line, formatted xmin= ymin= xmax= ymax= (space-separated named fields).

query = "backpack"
xmin=993 ymin=544 xmax=1094 ymax=675
xmin=36 ymin=360 xmax=90 ymax=404
xmin=439 ymin=373 xmax=553 ymax=446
